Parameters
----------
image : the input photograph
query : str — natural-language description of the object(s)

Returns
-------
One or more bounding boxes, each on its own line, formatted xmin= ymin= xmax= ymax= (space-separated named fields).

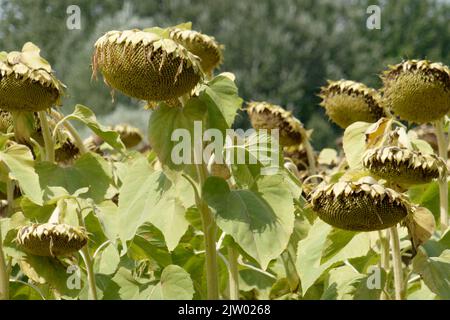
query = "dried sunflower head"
xmin=0 ymin=109 xmax=13 ymax=133
xmin=309 ymin=178 xmax=410 ymax=231
xmin=362 ymin=146 xmax=447 ymax=185
xmin=113 ymin=124 xmax=143 ymax=149
xmin=55 ymin=137 xmax=80 ymax=164
xmin=381 ymin=60 xmax=450 ymax=123
xmin=283 ymin=144 xmax=310 ymax=171
xmin=0 ymin=43 xmax=65 ymax=112
xmin=93 ymin=29 xmax=203 ymax=102
xmin=169 ymin=28 xmax=223 ymax=74
xmin=16 ymin=223 xmax=88 ymax=257
xmin=319 ymin=80 xmax=384 ymax=128
xmin=246 ymin=101 xmax=305 ymax=147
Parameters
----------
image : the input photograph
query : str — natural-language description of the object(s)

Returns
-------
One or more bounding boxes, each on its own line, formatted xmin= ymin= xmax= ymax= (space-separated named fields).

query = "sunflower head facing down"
xmin=169 ymin=28 xmax=224 ymax=75
xmin=380 ymin=60 xmax=450 ymax=124
xmin=0 ymin=42 xmax=65 ymax=112
xmin=93 ymin=29 xmax=203 ymax=103
xmin=309 ymin=177 xmax=410 ymax=231
xmin=16 ymin=223 xmax=88 ymax=257
xmin=246 ymin=101 xmax=305 ymax=147
xmin=319 ymin=80 xmax=385 ymax=128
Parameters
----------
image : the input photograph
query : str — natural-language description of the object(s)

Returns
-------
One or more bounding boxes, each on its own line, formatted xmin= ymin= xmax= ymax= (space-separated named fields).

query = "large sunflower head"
xmin=362 ymin=146 xmax=447 ymax=186
xmin=309 ymin=178 xmax=410 ymax=231
xmin=0 ymin=43 xmax=65 ymax=112
xmin=169 ymin=28 xmax=223 ymax=74
xmin=92 ymin=29 xmax=203 ymax=102
xmin=16 ymin=223 xmax=88 ymax=257
xmin=380 ymin=60 xmax=450 ymax=123
xmin=319 ymin=80 xmax=384 ymax=128
xmin=246 ymin=101 xmax=305 ymax=146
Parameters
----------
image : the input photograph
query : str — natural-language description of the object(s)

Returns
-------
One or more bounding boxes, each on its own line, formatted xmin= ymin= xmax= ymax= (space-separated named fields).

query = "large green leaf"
xmin=409 ymin=181 xmax=450 ymax=222
xmin=0 ymin=144 xmax=43 ymax=205
xmin=296 ymin=220 xmax=371 ymax=293
xmin=95 ymin=243 xmax=120 ymax=275
xmin=60 ymin=104 xmax=125 ymax=151
xmin=198 ymin=73 xmax=243 ymax=132
xmin=35 ymin=152 xmax=112 ymax=203
xmin=342 ymin=121 xmax=372 ymax=170
xmin=203 ymin=174 xmax=295 ymax=269
xmin=148 ymin=101 xmax=206 ymax=171
xmin=19 ymin=254 xmax=81 ymax=298
xmin=118 ymin=157 xmax=194 ymax=251
xmin=144 ymin=265 xmax=194 ymax=300
xmin=412 ymin=249 xmax=450 ymax=299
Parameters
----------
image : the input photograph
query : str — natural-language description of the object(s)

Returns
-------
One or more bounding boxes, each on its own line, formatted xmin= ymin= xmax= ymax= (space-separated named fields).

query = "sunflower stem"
xmin=378 ymin=230 xmax=390 ymax=300
xmin=434 ymin=119 xmax=448 ymax=232
xmin=6 ymin=177 xmax=14 ymax=217
xmin=50 ymin=110 xmax=88 ymax=155
xmin=389 ymin=226 xmax=405 ymax=300
xmin=227 ymin=245 xmax=240 ymax=300
xmin=303 ymin=138 xmax=317 ymax=182
xmin=0 ymin=223 xmax=9 ymax=300
xmin=38 ymin=111 xmax=55 ymax=162
xmin=197 ymin=163 xmax=219 ymax=300
xmin=76 ymin=209 xmax=97 ymax=300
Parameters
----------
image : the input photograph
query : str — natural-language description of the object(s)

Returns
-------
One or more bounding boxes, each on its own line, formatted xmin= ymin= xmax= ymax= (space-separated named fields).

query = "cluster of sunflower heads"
xmin=16 ymin=223 xmax=88 ymax=257
xmin=319 ymin=80 xmax=384 ymax=128
xmin=246 ymin=101 xmax=305 ymax=147
xmin=363 ymin=146 xmax=447 ymax=186
xmin=381 ymin=60 xmax=450 ymax=123
xmin=309 ymin=177 xmax=410 ymax=231
xmin=0 ymin=42 xmax=65 ymax=112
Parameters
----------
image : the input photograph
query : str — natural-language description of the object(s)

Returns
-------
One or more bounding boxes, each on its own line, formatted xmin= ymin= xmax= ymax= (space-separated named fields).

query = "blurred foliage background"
xmin=0 ymin=0 xmax=449 ymax=148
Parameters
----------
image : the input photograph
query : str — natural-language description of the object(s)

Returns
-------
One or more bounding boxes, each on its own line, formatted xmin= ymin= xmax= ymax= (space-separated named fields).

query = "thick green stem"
xmin=50 ymin=110 xmax=88 ymax=155
xmin=434 ymin=119 xmax=448 ymax=232
xmin=80 ymin=246 xmax=98 ymax=300
xmin=303 ymin=138 xmax=317 ymax=178
xmin=378 ymin=230 xmax=390 ymax=300
xmin=227 ymin=245 xmax=240 ymax=300
xmin=38 ymin=111 xmax=55 ymax=162
xmin=197 ymin=163 xmax=219 ymax=300
xmin=76 ymin=209 xmax=97 ymax=300
xmin=0 ymin=224 xmax=9 ymax=300
xmin=6 ymin=178 xmax=14 ymax=216
xmin=389 ymin=226 xmax=404 ymax=300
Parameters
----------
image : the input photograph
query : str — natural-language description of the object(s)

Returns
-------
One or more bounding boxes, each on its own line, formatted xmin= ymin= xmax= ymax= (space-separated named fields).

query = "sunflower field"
xmin=0 ymin=18 xmax=449 ymax=302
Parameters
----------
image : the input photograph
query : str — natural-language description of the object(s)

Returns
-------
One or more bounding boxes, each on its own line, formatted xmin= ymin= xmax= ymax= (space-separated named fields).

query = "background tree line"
xmin=0 ymin=0 xmax=449 ymax=148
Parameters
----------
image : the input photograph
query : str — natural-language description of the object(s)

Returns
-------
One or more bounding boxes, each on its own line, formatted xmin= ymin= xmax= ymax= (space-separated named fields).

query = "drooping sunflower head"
xmin=92 ymin=29 xmax=203 ymax=102
xmin=55 ymin=136 xmax=80 ymax=164
xmin=380 ymin=60 xmax=450 ymax=123
xmin=169 ymin=28 xmax=223 ymax=74
xmin=0 ymin=109 xmax=13 ymax=133
xmin=309 ymin=178 xmax=410 ymax=231
xmin=319 ymin=80 xmax=384 ymax=128
xmin=283 ymin=144 xmax=310 ymax=171
xmin=0 ymin=43 xmax=65 ymax=112
xmin=246 ymin=101 xmax=305 ymax=146
xmin=16 ymin=223 xmax=88 ymax=257
xmin=113 ymin=124 xmax=143 ymax=149
xmin=362 ymin=146 xmax=447 ymax=186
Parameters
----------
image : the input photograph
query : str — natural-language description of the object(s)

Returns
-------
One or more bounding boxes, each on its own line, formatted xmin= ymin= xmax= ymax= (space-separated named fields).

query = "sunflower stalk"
xmin=389 ymin=226 xmax=405 ymax=300
xmin=227 ymin=244 xmax=240 ymax=300
xmin=75 ymin=207 xmax=97 ymax=300
xmin=0 ymin=220 xmax=9 ymax=300
xmin=38 ymin=111 xmax=55 ymax=162
xmin=378 ymin=230 xmax=390 ymax=300
xmin=434 ymin=119 xmax=448 ymax=232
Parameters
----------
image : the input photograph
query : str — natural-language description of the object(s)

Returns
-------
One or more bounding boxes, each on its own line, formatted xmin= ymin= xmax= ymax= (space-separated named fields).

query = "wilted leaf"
xmin=343 ymin=121 xmax=372 ymax=169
